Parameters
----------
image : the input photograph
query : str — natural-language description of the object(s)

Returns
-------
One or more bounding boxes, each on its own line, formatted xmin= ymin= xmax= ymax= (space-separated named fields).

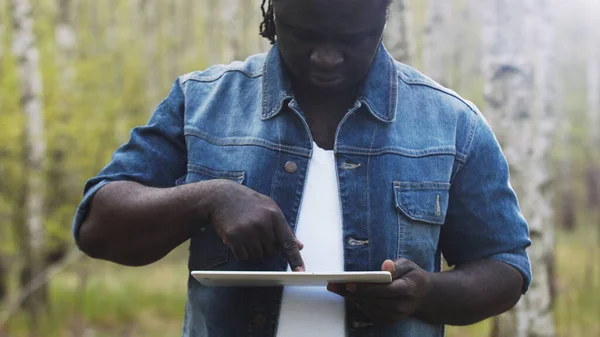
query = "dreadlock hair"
xmin=260 ymin=0 xmax=394 ymax=45
xmin=260 ymin=0 xmax=277 ymax=44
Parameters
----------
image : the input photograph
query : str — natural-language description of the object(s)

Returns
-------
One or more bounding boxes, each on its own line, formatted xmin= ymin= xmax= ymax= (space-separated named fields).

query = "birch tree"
xmin=205 ymin=0 xmax=220 ymax=64
xmin=221 ymin=0 xmax=241 ymax=62
xmin=56 ymin=0 xmax=76 ymax=82
xmin=0 ymin=0 xmax=9 ymax=307
xmin=241 ymin=0 xmax=257 ymax=57
xmin=0 ymin=10 xmax=6 ymax=292
xmin=383 ymin=0 xmax=414 ymax=64
xmin=48 ymin=0 xmax=77 ymax=249
xmin=11 ymin=0 xmax=47 ymax=325
xmin=422 ymin=0 xmax=452 ymax=86
xmin=1 ymin=0 xmax=5 ymax=81
xmin=483 ymin=0 xmax=556 ymax=336
xmin=586 ymin=0 xmax=600 ymax=212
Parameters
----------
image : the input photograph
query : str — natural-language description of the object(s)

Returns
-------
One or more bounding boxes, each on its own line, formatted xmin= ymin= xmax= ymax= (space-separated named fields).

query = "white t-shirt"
xmin=276 ymin=142 xmax=346 ymax=337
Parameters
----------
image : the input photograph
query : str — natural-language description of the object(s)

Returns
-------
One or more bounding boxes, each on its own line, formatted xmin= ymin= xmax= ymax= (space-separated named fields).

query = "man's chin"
xmin=307 ymin=77 xmax=349 ymax=94
xmin=310 ymin=75 xmax=344 ymax=88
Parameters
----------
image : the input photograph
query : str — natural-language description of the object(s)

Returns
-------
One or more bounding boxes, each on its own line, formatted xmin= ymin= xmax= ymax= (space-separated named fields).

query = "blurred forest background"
xmin=0 ymin=0 xmax=599 ymax=336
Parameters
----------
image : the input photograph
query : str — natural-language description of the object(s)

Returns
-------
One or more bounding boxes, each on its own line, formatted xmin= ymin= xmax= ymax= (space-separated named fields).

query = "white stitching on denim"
xmin=337 ymin=145 xmax=456 ymax=158
xmin=184 ymin=128 xmax=311 ymax=158
xmin=341 ymin=162 xmax=361 ymax=170
xmin=348 ymin=238 xmax=369 ymax=246
xmin=270 ymin=119 xmax=281 ymax=198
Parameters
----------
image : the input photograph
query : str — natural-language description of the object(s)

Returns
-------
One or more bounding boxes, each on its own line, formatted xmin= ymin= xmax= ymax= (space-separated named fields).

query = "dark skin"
xmin=272 ymin=0 xmax=523 ymax=325
xmin=273 ymin=0 xmax=388 ymax=149
xmin=78 ymin=0 xmax=523 ymax=328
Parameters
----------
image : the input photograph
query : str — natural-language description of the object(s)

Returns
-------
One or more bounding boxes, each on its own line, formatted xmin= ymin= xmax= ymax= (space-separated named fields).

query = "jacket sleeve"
xmin=441 ymin=112 xmax=532 ymax=293
xmin=72 ymin=79 xmax=187 ymax=243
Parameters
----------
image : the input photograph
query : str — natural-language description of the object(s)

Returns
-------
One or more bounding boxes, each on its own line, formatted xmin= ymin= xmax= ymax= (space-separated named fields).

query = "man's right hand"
xmin=205 ymin=180 xmax=305 ymax=271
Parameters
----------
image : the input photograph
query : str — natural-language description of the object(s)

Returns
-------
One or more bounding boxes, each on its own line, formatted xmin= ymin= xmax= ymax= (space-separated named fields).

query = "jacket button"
xmin=284 ymin=161 xmax=297 ymax=173
xmin=253 ymin=313 xmax=267 ymax=327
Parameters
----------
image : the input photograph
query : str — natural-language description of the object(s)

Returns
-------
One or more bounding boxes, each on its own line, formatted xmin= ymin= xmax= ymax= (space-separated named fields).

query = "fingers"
xmin=259 ymin=222 xmax=279 ymax=257
xmin=245 ymin=240 xmax=265 ymax=260
xmin=282 ymin=229 xmax=305 ymax=271
xmin=271 ymin=208 xmax=305 ymax=271
xmin=344 ymin=280 xmax=410 ymax=299
xmin=382 ymin=258 xmax=413 ymax=279
xmin=231 ymin=244 xmax=250 ymax=261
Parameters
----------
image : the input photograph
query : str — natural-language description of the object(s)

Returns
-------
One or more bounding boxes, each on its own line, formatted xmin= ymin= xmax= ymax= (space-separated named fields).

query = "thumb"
xmin=381 ymin=259 xmax=396 ymax=278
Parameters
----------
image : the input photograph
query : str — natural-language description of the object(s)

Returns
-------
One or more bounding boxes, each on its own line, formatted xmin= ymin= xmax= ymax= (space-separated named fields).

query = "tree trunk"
xmin=383 ymin=0 xmax=414 ymax=65
xmin=452 ymin=0 xmax=483 ymax=97
xmin=47 ymin=0 xmax=76 ymax=262
xmin=0 ymin=257 xmax=6 ymax=304
xmin=241 ymin=0 xmax=256 ymax=57
xmin=10 ymin=0 xmax=47 ymax=329
xmin=558 ymin=106 xmax=575 ymax=231
xmin=221 ymin=0 xmax=241 ymax=62
xmin=0 ymin=0 xmax=5 ymax=82
xmin=422 ymin=0 xmax=452 ymax=86
xmin=55 ymin=0 xmax=76 ymax=82
xmin=586 ymin=0 xmax=600 ymax=212
xmin=205 ymin=0 xmax=220 ymax=64
xmin=483 ymin=0 xmax=556 ymax=336
xmin=140 ymin=0 xmax=160 ymax=103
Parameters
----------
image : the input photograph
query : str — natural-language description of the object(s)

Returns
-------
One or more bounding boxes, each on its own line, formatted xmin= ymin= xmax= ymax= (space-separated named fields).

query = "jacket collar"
xmin=262 ymin=43 xmax=398 ymax=123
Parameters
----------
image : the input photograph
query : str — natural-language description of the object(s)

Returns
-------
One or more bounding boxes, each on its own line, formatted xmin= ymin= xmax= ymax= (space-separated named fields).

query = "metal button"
xmin=253 ymin=313 xmax=267 ymax=327
xmin=284 ymin=161 xmax=297 ymax=173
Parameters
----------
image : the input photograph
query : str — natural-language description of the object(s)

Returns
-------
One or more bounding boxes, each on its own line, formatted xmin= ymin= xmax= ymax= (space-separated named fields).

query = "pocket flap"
xmin=394 ymin=181 xmax=450 ymax=225
xmin=186 ymin=164 xmax=245 ymax=184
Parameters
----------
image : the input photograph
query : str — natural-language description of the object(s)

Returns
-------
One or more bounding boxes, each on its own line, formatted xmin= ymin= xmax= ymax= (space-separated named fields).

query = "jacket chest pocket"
xmin=394 ymin=181 xmax=450 ymax=271
xmin=185 ymin=164 xmax=245 ymax=271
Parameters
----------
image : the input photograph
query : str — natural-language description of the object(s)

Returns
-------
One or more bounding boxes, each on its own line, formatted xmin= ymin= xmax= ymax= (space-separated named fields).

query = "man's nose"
xmin=310 ymin=46 xmax=343 ymax=71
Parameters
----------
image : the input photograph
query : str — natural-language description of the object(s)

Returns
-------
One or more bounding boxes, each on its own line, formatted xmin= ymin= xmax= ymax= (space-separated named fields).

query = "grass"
xmin=3 ymin=226 xmax=599 ymax=337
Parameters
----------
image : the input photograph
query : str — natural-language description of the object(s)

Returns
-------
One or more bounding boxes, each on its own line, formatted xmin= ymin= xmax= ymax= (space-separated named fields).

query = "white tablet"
xmin=191 ymin=271 xmax=392 ymax=287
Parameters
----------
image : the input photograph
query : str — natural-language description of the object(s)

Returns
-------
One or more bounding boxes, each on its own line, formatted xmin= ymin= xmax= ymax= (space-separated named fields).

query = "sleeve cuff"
xmin=72 ymin=180 xmax=112 ymax=246
xmin=489 ymin=250 xmax=532 ymax=294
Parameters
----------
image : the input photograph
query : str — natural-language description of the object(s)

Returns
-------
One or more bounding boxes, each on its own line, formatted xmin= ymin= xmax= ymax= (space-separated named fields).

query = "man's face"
xmin=273 ymin=0 xmax=389 ymax=94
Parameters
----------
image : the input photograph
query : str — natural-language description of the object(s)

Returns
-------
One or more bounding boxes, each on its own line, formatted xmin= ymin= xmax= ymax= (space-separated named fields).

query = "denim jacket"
xmin=73 ymin=44 xmax=532 ymax=337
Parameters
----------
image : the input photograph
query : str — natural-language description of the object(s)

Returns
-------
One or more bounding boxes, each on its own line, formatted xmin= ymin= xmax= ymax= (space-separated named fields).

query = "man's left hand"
xmin=327 ymin=258 xmax=431 ymax=324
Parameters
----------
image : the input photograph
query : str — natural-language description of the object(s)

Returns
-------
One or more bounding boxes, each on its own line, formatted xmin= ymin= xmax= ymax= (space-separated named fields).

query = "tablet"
xmin=191 ymin=271 xmax=392 ymax=287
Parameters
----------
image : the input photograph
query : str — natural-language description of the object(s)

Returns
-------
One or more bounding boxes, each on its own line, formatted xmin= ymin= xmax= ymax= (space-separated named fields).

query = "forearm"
xmin=415 ymin=259 xmax=523 ymax=326
xmin=77 ymin=180 xmax=216 ymax=266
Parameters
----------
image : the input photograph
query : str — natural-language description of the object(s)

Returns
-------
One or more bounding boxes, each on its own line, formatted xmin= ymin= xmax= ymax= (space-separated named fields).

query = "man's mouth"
xmin=310 ymin=73 xmax=344 ymax=88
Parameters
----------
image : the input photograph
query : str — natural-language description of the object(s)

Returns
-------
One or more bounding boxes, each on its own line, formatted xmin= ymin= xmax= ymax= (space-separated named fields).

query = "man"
xmin=72 ymin=0 xmax=532 ymax=336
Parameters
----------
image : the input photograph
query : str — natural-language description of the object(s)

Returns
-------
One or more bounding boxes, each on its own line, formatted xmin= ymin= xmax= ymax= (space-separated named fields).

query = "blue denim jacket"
xmin=73 ymin=44 xmax=532 ymax=337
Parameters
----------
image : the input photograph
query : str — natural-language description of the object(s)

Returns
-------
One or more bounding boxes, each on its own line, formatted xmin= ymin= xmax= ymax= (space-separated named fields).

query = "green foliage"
xmin=6 ymin=252 xmax=188 ymax=337
xmin=4 ymin=227 xmax=599 ymax=336
xmin=1 ymin=0 xmax=599 ymax=335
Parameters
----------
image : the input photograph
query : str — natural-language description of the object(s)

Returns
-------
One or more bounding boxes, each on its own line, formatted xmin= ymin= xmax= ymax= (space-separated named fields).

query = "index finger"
xmin=274 ymin=213 xmax=305 ymax=271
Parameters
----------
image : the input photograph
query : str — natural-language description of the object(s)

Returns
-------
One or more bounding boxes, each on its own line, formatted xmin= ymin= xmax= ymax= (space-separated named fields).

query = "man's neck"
xmin=291 ymin=82 xmax=360 ymax=150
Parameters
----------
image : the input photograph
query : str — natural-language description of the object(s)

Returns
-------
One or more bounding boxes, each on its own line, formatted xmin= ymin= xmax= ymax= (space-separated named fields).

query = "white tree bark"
xmin=383 ymin=0 xmax=414 ymax=64
xmin=0 ymin=0 xmax=5 ymax=295
xmin=482 ymin=0 xmax=556 ymax=336
xmin=422 ymin=0 xmax=452 ymax=86
xmin=205 ymin=0 xmax=220 ymax=64
xmin=586 ymin=0 xmax=600 ymax=213
xmin=588 ymin=0 xmax=600 ymax=149
xmin=241 ymin=0 xmax=257 ymax=57
xmin=0 ymin=0 xmax=5 ymax=108
xmin=221 ymin=0 xmax=241 ymax=62
xmin=48 ymin=0 xmax=77 ymax=236
xmin=55 ymin=0 xmax=76 ymax=83
xmin=11 ymin=0 xmax=47 ymax=322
